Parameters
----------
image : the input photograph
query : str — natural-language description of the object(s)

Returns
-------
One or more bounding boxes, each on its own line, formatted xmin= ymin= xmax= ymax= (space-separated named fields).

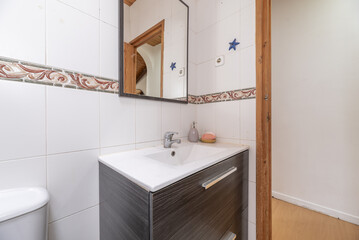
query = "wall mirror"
xmin=120 ymin=0 xmax=189 ymax=103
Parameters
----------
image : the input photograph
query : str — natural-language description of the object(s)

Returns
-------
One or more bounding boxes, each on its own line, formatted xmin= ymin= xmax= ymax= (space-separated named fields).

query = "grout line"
xmin=98 ymin=0 xmax=101 ymax=22
xmin=99 ymin=19 xmax=118 ymax=29
xmin=45 ymin=0 xmax=47 ymax=65
xmin=101 ymin=143 xmax=136 ymax=150
xmin=55 ymin=0 xmax=100 ymax=20
xmin=99 ymin=12 xmax=101 ymax=79
xmin=195 ymin=43 xmax=255 ymax=66
xmin=45 ymin=87 xmax=48 ymax=156
xmin=135 ymin=139 xmax=162 ymax=145
xmin=0 ymin=155 xmax=48 ymax=164
xmin=194 ymin=6 xmax=242 ymax=35
xmin=98 ymin=93 xmax=101 ymax=154
xmin=48 ymin=204 xmax=99 ymax=224
xmin=46 ymin=147 xmax=101 ymax=157
xmin=194 ymin=1 xmax=254 ymax=35
xmin=45 ymin=86 xmax=48 ymax=189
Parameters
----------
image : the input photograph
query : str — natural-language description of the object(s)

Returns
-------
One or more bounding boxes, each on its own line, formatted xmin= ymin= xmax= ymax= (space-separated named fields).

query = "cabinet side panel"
xmin=100 ymin=163 xmax=150 ymax=240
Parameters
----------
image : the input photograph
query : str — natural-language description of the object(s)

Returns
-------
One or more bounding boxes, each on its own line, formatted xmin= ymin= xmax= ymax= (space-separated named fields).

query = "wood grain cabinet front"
xmin=99 ymin=150 xmax=249 ymax=240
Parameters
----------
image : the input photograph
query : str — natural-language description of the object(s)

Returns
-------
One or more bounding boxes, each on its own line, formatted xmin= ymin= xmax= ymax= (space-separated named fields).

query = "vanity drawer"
xmin=151 ymin=150 xmax=249 ymax=240
xmin=222 ymin=208 xmax=248 ymax=240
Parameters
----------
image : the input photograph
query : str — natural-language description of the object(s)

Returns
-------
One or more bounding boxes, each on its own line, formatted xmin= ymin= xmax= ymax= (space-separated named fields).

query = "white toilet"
xmin=0 ymin=188 xmax=49 ymax=240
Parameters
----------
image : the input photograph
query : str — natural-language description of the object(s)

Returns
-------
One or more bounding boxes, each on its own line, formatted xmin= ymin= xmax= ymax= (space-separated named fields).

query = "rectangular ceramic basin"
xmin=146 ymin=144 xmax=227 ymax=166
xmin=99 ymin=142 xmax=249 ymax=192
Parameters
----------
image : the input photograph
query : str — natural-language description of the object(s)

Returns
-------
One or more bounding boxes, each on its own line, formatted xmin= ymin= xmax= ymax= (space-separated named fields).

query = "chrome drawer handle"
xmin=202 ymin=167 xmax=237 ymax=190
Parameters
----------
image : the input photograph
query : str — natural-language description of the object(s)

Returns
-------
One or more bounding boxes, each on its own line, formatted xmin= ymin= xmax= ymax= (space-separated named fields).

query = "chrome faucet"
xmin=164 ymin=132 xmax=181 ymax=148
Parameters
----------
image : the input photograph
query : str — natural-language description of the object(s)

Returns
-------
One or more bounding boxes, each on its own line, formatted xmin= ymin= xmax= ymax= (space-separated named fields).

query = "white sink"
xmin=99 ymin=142 xmax=249 ymax=192
xmin=146 ymin=144 xmax=227 ymax=166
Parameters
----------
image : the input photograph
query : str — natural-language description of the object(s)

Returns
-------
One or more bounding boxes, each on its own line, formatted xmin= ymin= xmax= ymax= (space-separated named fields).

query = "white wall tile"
xmin=188 ymin=62 xmax=197 ymax=95
xmin=196 ymin=61 xmax=216 ymax=95
xmin=240 ymin=3 xmax=255 ymax=49
xmin=100 ymin=144 xmax=135 ymax=155
xmin=47 ymin=149 xmax=99 ymax=222
xmin=100 ymin=0 xmax=119 ymax=27
xmin=100 ymin=93 xmax=135 ymax=148
xmin=248 ymin=181 xmax=256 ymax=224
xmin=213 ymin=12 xmax=241 ymax=57
xmin=100 ymin=22 xmax=119 ymax=80
xmin=215 ymin=0 xmax=241 ymax=22
xmin=181 ymin=0 xmax=196 ymax=32
xmin=58 ymin=0 xmax=99 ymax=18
xmin=240 ymin=45 xmax=256 ymax=89
xmin=47 ymin=87 xmax=99 ymax=154
xmin=49 ymin=205 xmax=99 ymax=240
xmin=216 ymin=138 xmax=240 ymax=144
xmin=215 ymin=52 xmax=241 ymax=92
xmin=188 ymin=30 xmax=197 ymax=64
xmin=214 ymin=101 xmax=240 ymax=139
xmin=135 ymin=99 xmax=162 ymax=143
xmin=162 ymin=102 xmax=181 ymax=137
xmin=241 ymin=140 xmax=256 ymax=183
xmin=196 ymin=0 xmax=216 ymax=32
xmin=0 ymin=0 xmax=45 ymax=64
xmin=196 ymin=27 xmax=216 ymax=64
xmin=240 ymin=99 xmax=256 ymax=141
xmin=180 ymin=104 xmax=197 ymax=138
xmin=196 ymin=104 xmax=216 ymax=136
xmin=0 ymin=157 xmax=46 ymax=190
xmin=135 ymin=141 xmax=162 ymax=150
xmin=242 ymin=0 xmax=255 ymax=10
xmin=47 ymin=0 xmax=99 ymax=76
xmin=248 ymin=221 xmax=256 ymax=240
xmin=0 ymin=81 xmax=46 ymax=161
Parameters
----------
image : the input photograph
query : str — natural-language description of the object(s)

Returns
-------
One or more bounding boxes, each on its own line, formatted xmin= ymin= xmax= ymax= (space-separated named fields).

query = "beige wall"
xmin=272 ymin=0 xmax=359 ymax=224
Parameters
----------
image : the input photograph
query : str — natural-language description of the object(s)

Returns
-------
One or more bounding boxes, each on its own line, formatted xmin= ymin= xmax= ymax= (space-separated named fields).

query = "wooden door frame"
xmin=256 ymin=0 xmax=272 ymax=239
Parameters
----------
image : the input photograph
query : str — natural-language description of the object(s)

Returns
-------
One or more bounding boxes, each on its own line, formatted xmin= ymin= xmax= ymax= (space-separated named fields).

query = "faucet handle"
xmin=164 ymin=131 xmax=178 ymax=139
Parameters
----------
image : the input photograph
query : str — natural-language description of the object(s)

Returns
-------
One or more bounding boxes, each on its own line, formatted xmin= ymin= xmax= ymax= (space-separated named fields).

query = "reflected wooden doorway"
xmin=123 ymin=20 xmax=165 ymax=97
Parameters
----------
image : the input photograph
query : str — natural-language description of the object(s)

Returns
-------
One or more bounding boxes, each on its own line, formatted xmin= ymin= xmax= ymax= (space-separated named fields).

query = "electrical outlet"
xmin=179 ymin=67 xmax=185 ymax=77
xmin=215 ymin=56 xmax=225 ymax=67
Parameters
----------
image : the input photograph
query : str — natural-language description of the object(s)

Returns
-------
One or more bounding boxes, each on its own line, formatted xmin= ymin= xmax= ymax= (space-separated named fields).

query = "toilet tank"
xmin=0 ymin=188 xmax=50 ymax=240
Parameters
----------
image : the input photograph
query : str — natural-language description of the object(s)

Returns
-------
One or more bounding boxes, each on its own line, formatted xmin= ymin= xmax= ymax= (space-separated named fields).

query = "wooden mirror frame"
xmin=119 ymin=0 xmax=189 ymax=104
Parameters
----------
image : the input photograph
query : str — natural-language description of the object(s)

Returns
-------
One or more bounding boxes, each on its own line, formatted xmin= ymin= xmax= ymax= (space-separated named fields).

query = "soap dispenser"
xmin=188 ymin=121 xmax=199 ymax=142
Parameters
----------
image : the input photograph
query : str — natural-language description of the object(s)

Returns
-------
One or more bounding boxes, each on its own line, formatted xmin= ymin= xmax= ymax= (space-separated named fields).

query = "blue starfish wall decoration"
xmin=229 ymin=38 xmax=240 ymax=51
xmin=170 ymin=62 xmax=176 ymax=71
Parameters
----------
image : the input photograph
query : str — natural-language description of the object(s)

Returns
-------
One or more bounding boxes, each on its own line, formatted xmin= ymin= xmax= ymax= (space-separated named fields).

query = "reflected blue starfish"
xmin=170 ymin=62 xmax=176 ymax=71
xmin=229 ymin=38 xmax=240 ymax=51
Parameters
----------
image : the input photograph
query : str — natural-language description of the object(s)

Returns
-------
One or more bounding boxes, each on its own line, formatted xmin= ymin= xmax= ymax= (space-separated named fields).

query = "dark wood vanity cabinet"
xmin=100 ymin=150 xmax=249 ymax=240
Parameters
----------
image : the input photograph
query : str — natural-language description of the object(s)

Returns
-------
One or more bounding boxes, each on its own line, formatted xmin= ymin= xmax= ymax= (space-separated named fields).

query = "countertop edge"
xmin=99 ymin=145 xmax=250 ymax=192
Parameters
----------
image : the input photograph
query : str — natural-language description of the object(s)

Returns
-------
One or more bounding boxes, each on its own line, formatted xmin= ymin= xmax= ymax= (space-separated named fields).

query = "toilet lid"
xmin=0 ymin=188 xmax=49 ymax=222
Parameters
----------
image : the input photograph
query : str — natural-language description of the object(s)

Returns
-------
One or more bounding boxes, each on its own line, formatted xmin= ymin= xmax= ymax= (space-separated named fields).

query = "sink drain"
xmin=171 ymin=151 xmax=176 ymax=157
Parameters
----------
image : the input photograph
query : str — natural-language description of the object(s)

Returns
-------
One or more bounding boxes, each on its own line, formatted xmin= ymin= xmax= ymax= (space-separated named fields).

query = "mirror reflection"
xmin=123 ymin=0 xmax=188 ymax=101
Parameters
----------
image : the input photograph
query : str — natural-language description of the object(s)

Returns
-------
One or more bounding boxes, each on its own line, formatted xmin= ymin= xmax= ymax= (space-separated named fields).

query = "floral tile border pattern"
xmin=0 ymin=57 xmax=118 ymax=93
xmin=188 ymin=88 xmax=256 ymax=104
xmin=0 ymin=57 xmax=255 ymax=103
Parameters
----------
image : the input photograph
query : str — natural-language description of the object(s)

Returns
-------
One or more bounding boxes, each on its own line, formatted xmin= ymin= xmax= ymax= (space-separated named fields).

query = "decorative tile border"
xmin=188 ymin=88 xmax=256 ymax=104
xmin=0 ymin=57 xmax=119 ymax=93
xmin=0 ymin=57 xmax=255 ymax=104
